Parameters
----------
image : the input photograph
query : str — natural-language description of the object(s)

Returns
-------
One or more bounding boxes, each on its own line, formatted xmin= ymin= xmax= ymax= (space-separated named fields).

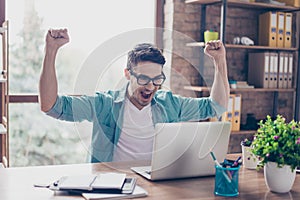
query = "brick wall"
xmin=164 ymin=0 xmax=202 ymax=97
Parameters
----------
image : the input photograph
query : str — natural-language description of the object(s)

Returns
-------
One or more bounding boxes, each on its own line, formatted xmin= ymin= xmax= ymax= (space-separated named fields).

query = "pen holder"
xmin=214 ymin=164 xmax=240 ymax=197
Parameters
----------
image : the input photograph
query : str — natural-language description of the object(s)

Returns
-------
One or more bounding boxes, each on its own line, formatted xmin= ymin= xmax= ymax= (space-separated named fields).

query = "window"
xmin=5 ymin=0 xmax=159 ymax=166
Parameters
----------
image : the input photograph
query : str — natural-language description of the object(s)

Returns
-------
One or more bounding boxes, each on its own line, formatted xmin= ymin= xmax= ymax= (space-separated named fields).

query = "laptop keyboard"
xmin=139 ymin=166 xmax=152 ymax=174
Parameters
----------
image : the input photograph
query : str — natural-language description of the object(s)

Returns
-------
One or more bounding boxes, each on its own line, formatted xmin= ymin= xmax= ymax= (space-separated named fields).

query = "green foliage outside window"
xmin=9 ymin=2 xmax=86 ymax=167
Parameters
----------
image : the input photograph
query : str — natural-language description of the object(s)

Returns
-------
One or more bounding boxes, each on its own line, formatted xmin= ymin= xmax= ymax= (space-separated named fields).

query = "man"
xmin=39 ymin=28 xmax=229 ymax=163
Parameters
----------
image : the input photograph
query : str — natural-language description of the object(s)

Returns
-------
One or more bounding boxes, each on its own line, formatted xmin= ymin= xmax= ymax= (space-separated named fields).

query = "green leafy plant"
xmin=251 ymin=115 xmax=300 ymax=171
xmin=241 ymin=137 xmax=253 ymax=147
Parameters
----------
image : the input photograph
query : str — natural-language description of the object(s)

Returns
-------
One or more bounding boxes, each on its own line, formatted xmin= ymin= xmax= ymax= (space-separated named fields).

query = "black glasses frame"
xmin=128 ymin=69 xmax=166 ymax=86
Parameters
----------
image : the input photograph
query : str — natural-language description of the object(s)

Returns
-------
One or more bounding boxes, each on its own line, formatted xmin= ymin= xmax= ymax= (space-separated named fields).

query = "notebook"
xmin=131 ymin=121 xmax=231 ymax=181
xmin=57 ymin=173 xmax=126 ymax=191
xmin=47 ymin=173 xmax=137 ymax=194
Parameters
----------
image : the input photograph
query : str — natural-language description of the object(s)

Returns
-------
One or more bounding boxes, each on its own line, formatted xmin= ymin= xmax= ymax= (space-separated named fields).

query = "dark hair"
xmin=127 ymin=43 xmax=166 ymax=70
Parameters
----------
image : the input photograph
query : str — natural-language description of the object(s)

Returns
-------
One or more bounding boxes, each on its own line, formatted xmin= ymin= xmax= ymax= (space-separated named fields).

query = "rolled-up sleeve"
xmin=156 ymin=91 xmax=226 ymax=122
xmin=209 ymin=97 xmax=226 ymax=118
xmin=46 ymin=95 xmax=97 ymax=122
xmin=46 ymin=96 xmax=65 ymax=119
xmin=178 ymin=96 xmax=226 ymax=121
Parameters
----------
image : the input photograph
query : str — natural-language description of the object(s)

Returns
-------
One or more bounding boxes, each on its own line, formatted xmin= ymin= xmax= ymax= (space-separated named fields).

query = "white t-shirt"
xmin=113 ymin=98 xmax=155 ymax=162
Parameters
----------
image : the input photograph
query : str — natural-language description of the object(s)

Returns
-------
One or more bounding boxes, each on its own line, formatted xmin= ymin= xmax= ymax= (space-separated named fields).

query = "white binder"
xmin=287 ymin=53 xmax=293 ymax=88
xmin=269 ymin=52 xmax=278 ymax=88
xmin=283 ymin=53 xmax=289 ymax=88
xmin=248 ymin=52 xmax=270 ymax=88
xmin=278 ymin=52 xmax=285 ymax=88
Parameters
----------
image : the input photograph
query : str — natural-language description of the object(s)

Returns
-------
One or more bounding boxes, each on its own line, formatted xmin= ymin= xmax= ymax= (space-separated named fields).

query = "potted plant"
xmin=240 ymin=137 xmax=258 ymax=169
xmin=251 ymin=115 xmax=300 ymax=193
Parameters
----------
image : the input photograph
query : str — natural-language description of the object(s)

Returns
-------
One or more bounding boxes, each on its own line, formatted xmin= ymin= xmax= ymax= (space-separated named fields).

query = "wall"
xmin=164 ymin=0 xmax=202 ymax=97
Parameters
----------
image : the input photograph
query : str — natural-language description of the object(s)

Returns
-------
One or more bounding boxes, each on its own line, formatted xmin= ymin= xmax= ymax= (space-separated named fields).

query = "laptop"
xmin=131 ymin=121 xmax=231 ymax=181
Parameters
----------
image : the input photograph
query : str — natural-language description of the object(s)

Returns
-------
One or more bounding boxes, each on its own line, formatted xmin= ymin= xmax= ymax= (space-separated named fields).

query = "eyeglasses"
xmin=128 ymin=69 xmax=166 ymax=86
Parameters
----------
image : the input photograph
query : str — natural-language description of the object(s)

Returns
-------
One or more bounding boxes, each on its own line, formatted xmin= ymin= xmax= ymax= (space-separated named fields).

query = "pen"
xmin=210 ymin=151 xmax=222 ymax=167
xmin=209 ymin=151 xmax=232 ymax=183
xmin=232 ymin=156 xmax=242 ymax=167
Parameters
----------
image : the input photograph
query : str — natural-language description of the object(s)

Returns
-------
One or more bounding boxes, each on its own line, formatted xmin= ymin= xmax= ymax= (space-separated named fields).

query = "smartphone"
xmin=121 ymin=177 xmax=137 ymax=194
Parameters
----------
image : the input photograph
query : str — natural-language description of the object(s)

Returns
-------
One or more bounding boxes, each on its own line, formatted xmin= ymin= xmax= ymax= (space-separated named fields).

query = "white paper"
xmin=91 ymin=173 xmax=126 ymax=189
xmin=58 ymin=174 xmax=97 ymax=190
xmin=82 ymin=186 xmax=148 ymax=200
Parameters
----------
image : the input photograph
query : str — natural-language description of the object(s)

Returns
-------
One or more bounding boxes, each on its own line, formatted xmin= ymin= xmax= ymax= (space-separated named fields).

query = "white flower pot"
xmin=241 ymin=145 xmax=258 ymax=169
xmin=264 ymin=162 xmax=296 ymax=193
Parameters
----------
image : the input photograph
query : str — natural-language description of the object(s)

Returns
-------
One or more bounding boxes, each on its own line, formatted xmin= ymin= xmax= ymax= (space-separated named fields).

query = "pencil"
xmin=209 ymin=151 xmax=232 ymax=183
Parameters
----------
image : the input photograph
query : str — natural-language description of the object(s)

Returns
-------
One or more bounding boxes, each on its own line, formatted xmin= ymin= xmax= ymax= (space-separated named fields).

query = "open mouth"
xmin=140 ymin=90 xmax=152 ymax=100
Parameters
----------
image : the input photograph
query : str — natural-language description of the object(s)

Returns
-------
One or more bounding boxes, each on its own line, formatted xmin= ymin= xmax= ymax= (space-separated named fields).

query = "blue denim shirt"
xmin=46 ymin=86 xmax=225 ymax=162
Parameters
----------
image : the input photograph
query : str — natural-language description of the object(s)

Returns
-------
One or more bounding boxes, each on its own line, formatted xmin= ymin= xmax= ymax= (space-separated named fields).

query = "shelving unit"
xmin=184 ymin=0 xmax=300 ymax=153
xmin=187 ymin=42 xmax=298 ymax=51
xmin=186 ymin=0 xmax=300 ymax=44
xmin=231 ymin=130 xmax=256 ymax=135
xmin=184 ymin=0 xmax=300 ymax=132
xmin=0 ymin=20 xmax=9 ymax=167
xmin=184 ymin=86 xmax=296 ymax=93
xmin=185 ymin=0 xmax=300 ymax=10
